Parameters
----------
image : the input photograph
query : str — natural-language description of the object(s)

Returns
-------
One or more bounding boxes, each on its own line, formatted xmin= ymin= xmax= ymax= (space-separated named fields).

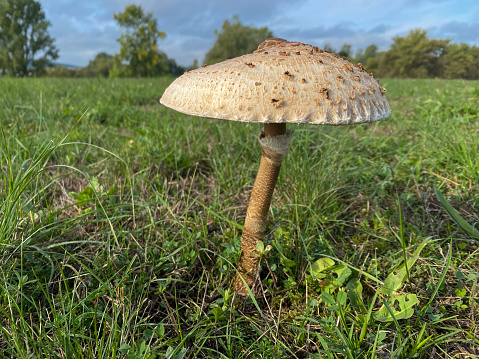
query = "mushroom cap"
xmin=160 ymin=38 xmax=391 ymax=125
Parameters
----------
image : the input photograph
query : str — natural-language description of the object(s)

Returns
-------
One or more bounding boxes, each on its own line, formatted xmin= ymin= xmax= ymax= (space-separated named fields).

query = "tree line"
xmin=335 ymin=30 xmax=479 ymax=80
xmin=1 ymin=0 xmax=478 ymax=80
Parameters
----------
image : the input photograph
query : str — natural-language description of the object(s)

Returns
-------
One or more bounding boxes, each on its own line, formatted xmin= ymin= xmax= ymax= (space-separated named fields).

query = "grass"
xmin=0 ymin=76 xmax=478 ymax=358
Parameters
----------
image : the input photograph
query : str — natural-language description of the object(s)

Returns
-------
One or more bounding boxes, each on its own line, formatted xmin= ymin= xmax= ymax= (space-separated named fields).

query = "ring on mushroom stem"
xmin=160 ymin=38 xmax=391 ymax=298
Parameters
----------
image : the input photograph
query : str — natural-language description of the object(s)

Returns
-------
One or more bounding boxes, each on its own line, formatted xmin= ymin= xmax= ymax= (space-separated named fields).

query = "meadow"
xmin=0 ymin=77 xmax=478 ymax=358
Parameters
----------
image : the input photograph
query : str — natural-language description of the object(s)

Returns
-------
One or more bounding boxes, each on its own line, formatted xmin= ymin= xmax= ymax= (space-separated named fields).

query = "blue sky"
xmin=40 ymin=0 xmax=479 ymax=67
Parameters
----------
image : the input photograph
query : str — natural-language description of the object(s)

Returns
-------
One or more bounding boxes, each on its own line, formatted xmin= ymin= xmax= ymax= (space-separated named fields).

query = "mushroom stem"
xmin=233 ymin=123 xmax=291 ymax=296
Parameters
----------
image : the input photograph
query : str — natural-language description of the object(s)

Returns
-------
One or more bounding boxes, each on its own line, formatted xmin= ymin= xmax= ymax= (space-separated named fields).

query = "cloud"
xmin=282 ymin=23 xmax=359 ymax=39
xmin=39 ymin=0 xmax=479 ymax=67
xmin=429 ymin=21 xmax=479 ymax=43
xmin=368 ymin=24 xmax=391 ymax=34
xmin=42 ymin=0 xmax=301 ymax=66
xmin=273 ymin=22 xmax=393 ymax=56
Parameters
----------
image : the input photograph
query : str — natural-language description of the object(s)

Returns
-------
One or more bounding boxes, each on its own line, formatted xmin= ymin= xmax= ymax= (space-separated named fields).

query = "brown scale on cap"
xmin=318 ymin=88 xmax=332 ymax=104
xmin=344 ymin=63 xmax=353 ymax=72
xmin=270 ymin=98 xmax=283 ymax=108
xmin=254 ymin=37 xmax=289 ymax=52
xmin=319 ymin=87 xmax=329 ymax=97
xmin=353 ymin=76 xmax=360 ymax=82
xmin=245 ymin=62 xmax=255 ymax=68
xmin=337 ymin=76 xmax=345 ymax=83
xmin=283 ymin=71 xmax=294 ymax=80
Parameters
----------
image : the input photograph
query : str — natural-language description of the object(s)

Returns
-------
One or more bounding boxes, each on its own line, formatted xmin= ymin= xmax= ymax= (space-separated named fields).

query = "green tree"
xmin=111 ymin=4 xmax=167 ymax=77
xmin=338 ymin=44 xmax=352 ymax=59
xmin=354 ymin=44 xmax=380 ymax=73
xmin=83 ymin=52 xmax=114 ymax=77
xmin=355 ymin=45 xmax=377 ymax=65
xmin=380 ymin=29 xmax=449 ymax=78
xmin=323 ymin=44 xmax=336 ymax=53
xmin=45 ymin=65 xmax=76 ymax=78
xmin=439 ymin=43 xmax=479 ymax=80
xmin=203 ymin=16 xmax=272 ymax=65
xmin=0 ymin=0 xmax=58 ymax=76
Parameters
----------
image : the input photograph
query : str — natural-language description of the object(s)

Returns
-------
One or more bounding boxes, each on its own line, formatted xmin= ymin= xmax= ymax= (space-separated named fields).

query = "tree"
xmin=45 ymin=65 xmax=76 ymax=78
xmin=203 ymin=16 xmax=272 ymax=65
xmin=112 ymin=4 xmax=167 ymax=77
xmin=338 ymin=44 xmax=352 ymax=59
xmin=354 ymin=44 xmax=380 ymax=73
xmin=83 ymin=52 xmax=114 ymax=77
xmin=323 ymin=44 xmax=336 ymax=53
xmin=379 ymin=29 xmax=449 ymax=78
xmin=0 ymin=0 xmax=58 ymax=76
xmin=439 ymin=43 xmax=479 ymax=80
xmin=355 ymin=45 xmax=377 ymax=65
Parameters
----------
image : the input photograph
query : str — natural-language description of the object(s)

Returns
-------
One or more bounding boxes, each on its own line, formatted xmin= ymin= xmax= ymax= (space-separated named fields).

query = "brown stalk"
xmin=233 ymin=123 xmax=287 ymax=296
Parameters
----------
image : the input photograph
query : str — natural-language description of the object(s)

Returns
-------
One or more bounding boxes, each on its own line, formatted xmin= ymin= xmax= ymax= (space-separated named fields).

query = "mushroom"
xmin=160 ymin=38 xmax=391 ymax=296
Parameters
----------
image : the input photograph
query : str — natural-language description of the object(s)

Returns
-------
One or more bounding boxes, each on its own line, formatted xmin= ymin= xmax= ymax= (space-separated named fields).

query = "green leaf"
xmin=311 ymin=257 xmax=335 ymax=278
xmin=337 ymin=290 xmax=348 ymax=306
xmin=455 ymin=270 xmax=466 ymax=280
xmin=166 ymin=347 xmax=174 ymax=358
xmin=373 ymin=294 xmax=419 ymax=322
xmin=380 ymin=238 xmax=429 ymax=297
xmin=346 ymin=278 xmax=367 ymax=312
xmin=455 ymin=288 xmax=466 ymax=297
xmin=156 ymin=323 xmax=165 ymax=337
xmin=118 ymin=344 xmax=131 ymax=354
xmin=256 ymin=240 xmax=264 ymax=253
xmin=71 ymin=187 xmax=94 ymax=206
xmin=280 ymin=255 xmax=296 ymax=268
xmin=321 ymin=292 xmax=336 ymax=305
xmin=332 ymin=263 xmax=352 ymax=286
xmin=435 ymin=187 xmax=479 ymax=240
xmin=272 ymin=240 xmax=296 ymax=267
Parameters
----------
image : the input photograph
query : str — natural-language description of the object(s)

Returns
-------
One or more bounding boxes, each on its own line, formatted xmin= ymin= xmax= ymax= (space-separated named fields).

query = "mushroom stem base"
xmin=233 ymin=124 xmax=292 ymax=297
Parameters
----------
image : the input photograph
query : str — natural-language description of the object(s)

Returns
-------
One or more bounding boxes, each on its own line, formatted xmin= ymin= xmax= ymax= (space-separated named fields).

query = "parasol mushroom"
xmin=160 ymin=38 xmax=391 ymax=296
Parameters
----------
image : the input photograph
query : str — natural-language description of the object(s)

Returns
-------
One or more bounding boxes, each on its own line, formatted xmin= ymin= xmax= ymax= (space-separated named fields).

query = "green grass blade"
xmin=435 ymin=186 xmax=479 ymax=240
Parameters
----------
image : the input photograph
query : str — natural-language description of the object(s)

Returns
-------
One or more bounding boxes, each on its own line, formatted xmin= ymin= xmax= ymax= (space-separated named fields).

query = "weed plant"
xmin=0 ymin=77 xmax=478 ymax=358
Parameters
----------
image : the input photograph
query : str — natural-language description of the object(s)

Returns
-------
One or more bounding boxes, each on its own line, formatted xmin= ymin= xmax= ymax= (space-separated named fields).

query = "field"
xmin=0 ymin=77 xmax=478 ymax=358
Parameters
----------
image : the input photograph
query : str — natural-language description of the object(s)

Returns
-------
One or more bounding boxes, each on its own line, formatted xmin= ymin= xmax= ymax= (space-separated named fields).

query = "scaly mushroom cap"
xmin=160 ymin=38 xmax=391 ymax=125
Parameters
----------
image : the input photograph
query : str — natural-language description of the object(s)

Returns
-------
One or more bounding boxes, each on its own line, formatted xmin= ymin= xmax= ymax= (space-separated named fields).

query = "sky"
xmin=40 ymin=0 xmax=479 ymax=68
